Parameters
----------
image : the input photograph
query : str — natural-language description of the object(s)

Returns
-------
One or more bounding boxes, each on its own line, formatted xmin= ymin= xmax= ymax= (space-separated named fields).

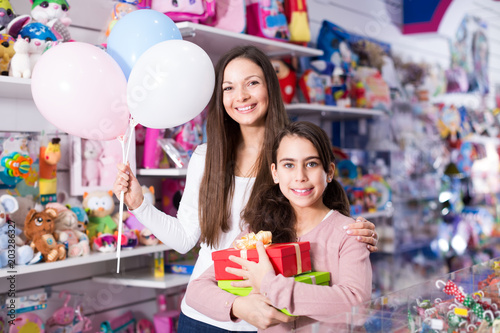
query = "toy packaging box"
xmin=218 ymin=271 xmax=330 ymax=316
xmin=212 ymin=241 xmax=311 ymax=280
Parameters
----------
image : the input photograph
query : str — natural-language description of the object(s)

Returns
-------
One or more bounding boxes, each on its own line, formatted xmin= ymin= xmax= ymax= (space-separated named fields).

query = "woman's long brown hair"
xmin=199 ymin=46 xmax=290 ymax=248
xmin=243 ymin=121 xmax=351 ymax=243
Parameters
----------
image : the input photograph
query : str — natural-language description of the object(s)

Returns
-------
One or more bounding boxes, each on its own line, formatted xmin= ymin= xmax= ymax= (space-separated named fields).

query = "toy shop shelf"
xmin=137 ymin=168 xmax=187 ymax=177
xmin=176 ymin=22 xmax=323 ymax=60
xmin=285 ymin=104 xmax=385 ymax=120
xmin=92 ymin=268 xmax=191 ymax=289
xmin=0 ymin=244 xmax=170 ymax=278
xmin=0 ymin=76 xmax=32 ymax=100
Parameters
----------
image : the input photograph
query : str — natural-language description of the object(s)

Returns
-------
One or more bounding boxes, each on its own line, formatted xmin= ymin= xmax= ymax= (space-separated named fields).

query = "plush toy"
xmin=81 ymin=139 xmax=101 ymax=187
xmin=24 ymin=207 xmax=66 ymax=262
xmin=98 ymin=140 xmax=122 ymax=188
xmin=271 ymin=58 xmax=297 ymax=104
xmin=9 ymin=35 xmax=31 ymax=78
xmin=0 ymin=0 xmax=15 ymax=34
xmin=0 ymin=194 xmax=35 ymax=267
xmin=39 ymin=137 xmax=61 ymax=204
xmin=82 ymin=190 xmax=117 ymax=242
xmin=31 ymin=0 xmax=71 ymax=41
xmin=0 ymin=33 xmax=15 ymax=76
xmin=53 ymin=207 xmax=90 ymax=257
xmin=8 ymin=195 xmax=38 ymax=241
xmin=68 ymin=205 xmax=89 ymax=235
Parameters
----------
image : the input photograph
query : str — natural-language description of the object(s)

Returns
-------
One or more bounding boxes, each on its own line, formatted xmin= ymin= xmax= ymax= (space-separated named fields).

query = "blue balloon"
xmin=107 ymin=9 xmax=182 ymax=80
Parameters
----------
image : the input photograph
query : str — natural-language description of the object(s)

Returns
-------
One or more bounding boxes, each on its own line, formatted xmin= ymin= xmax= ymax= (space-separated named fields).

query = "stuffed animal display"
xmin=24 ymin=208 xmax=66 ymax=262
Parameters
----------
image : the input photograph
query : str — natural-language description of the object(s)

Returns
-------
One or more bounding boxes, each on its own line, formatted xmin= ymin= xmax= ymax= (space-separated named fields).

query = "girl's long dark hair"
xmin=199 ymin=46 xmax=289 ymax=248
xmin=243 ymin=121 xmax=351 ymax=243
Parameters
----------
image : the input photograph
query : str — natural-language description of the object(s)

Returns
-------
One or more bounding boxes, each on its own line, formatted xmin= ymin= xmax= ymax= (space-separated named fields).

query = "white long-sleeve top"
xmin=131 ymin=144 xmax=258 ymax=331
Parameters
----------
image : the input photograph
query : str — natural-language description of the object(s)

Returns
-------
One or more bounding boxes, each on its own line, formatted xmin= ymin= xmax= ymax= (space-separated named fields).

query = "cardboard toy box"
xmin=211 ymin=242 xmax=311 ymax=280
xmin=218 ymin=271 xmax=331 ymax=316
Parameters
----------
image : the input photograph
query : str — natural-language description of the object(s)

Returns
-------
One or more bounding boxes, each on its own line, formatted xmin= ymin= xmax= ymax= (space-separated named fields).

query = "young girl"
xmin=185 ymin=121 xmax=372 ymax=332
xmin=114 ymin=46 xmax=376 ymax=331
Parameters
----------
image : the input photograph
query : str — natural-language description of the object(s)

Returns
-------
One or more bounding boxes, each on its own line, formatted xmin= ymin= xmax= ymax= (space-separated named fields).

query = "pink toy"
xmin=142 ymin=128 xmax=164 ymax=169
xmin=152 ymin=0 xmax=215 ymax=23
xmin=162 ymin=179 xmax=185 ymax=216
xmin=98 ymin=140 xmax=123 ymax=188
xmin=9 ymin=312 xmax=45 ymax=333
xmin=46 ymin=290 xmax=91 ymax=333
xmin=81 ymin=139 xmax=101 ymax=187
xmin=100 ymin=311 xmax=135 ymax=333
xmin=153 ymin=294 xmax=179 ymax=333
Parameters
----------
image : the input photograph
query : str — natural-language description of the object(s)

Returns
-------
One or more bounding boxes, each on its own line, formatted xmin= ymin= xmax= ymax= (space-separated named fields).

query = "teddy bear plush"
xmin=53 ymin=208 xmax=90 ymax=257
xmin=0 ymin=194 xmax=35 ymax=267
xmin=46 ymin=202 xmax=90 ymax=257
xmin=24 ymin=208 xmax=66 ymax=262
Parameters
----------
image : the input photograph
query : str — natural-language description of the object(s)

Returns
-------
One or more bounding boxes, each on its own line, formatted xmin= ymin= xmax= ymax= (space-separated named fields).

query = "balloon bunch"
xmin=31 ymin=10 xmax=215 ymax=272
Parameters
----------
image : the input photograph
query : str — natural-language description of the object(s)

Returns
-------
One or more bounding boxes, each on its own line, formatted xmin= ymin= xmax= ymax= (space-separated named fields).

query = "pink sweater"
xmin=185 ymin=210 xmax=372 ymax=332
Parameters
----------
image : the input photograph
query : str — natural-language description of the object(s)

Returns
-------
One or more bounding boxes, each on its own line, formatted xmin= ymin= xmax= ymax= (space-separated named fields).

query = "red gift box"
xmin=212 ymin=242 xmax=311 ymax=280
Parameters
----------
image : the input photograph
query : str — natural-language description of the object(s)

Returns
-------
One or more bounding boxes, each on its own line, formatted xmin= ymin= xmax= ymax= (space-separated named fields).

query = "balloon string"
xmin=116 ymin=119 xmax=137 ymax=273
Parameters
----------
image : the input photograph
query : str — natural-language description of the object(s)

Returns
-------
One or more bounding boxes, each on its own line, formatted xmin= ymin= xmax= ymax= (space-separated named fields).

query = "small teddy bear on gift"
xmin=24 ymin=208 xmax=66 ymax=262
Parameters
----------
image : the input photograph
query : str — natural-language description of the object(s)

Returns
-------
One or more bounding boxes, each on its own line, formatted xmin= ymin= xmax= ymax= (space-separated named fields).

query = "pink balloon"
xmin=31 ymin=42 xmax=130 ymax=141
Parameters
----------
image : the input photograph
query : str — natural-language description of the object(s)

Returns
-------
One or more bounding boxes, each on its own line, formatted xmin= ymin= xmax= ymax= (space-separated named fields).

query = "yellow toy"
xmin=0 ymin=34 xmax=15 ymax=76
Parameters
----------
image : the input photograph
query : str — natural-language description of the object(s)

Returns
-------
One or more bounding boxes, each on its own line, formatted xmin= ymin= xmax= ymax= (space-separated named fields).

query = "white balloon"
xmin=127 ymin=40 xmax=215 ymax=129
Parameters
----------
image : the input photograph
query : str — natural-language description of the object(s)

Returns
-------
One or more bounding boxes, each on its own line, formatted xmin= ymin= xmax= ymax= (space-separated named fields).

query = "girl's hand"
xmin=226 ymin=241 xmax=274 ymax=293
xmin=113 ymin=163 xmax=144 ymax=210
xmin=231 ymin=294 xmax=296 ymax=329
xmin=344 ymin=217 xmax=379 ymax=252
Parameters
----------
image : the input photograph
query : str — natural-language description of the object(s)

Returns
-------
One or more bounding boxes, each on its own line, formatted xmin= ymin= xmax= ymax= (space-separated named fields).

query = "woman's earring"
xmin=274 ymin=178 xmax=279 ymax=183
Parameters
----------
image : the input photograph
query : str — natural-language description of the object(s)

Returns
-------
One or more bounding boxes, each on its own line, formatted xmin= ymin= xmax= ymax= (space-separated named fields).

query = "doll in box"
xmin=39 ymin=137 xmax=61 ymax=204
xmin=24 ymin=207 xmax=66 ymax=262
xmin=81 ymin=139 xmax=102 ymax=187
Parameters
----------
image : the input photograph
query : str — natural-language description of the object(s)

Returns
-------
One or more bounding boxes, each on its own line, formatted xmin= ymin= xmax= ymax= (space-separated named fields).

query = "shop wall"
xmin=307 ymin=0 xmax=500 ymax=106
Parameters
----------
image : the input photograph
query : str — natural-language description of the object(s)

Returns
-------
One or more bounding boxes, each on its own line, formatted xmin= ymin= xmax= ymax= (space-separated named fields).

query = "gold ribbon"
xmin=233 ymin=231 xmax=272 ymax=250
xmin=293 ymin=243 xmax=302 ymax=274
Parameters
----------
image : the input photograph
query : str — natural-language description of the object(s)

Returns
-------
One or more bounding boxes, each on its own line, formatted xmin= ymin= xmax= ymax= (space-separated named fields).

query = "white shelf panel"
xmin=177 ymin=22 xmax=323 ymax=62
xmin=137 ymin=168 xmax=188 ymax=177
xmin=286 ymin=104 xmax=385 ymax=120
xmin=0 ymin=76 xmax=32 ymax=100
xmin=93 ymin=268 xmax=191 ymax=289
xmin=0 ymin=244 xmax=171 ymax=278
